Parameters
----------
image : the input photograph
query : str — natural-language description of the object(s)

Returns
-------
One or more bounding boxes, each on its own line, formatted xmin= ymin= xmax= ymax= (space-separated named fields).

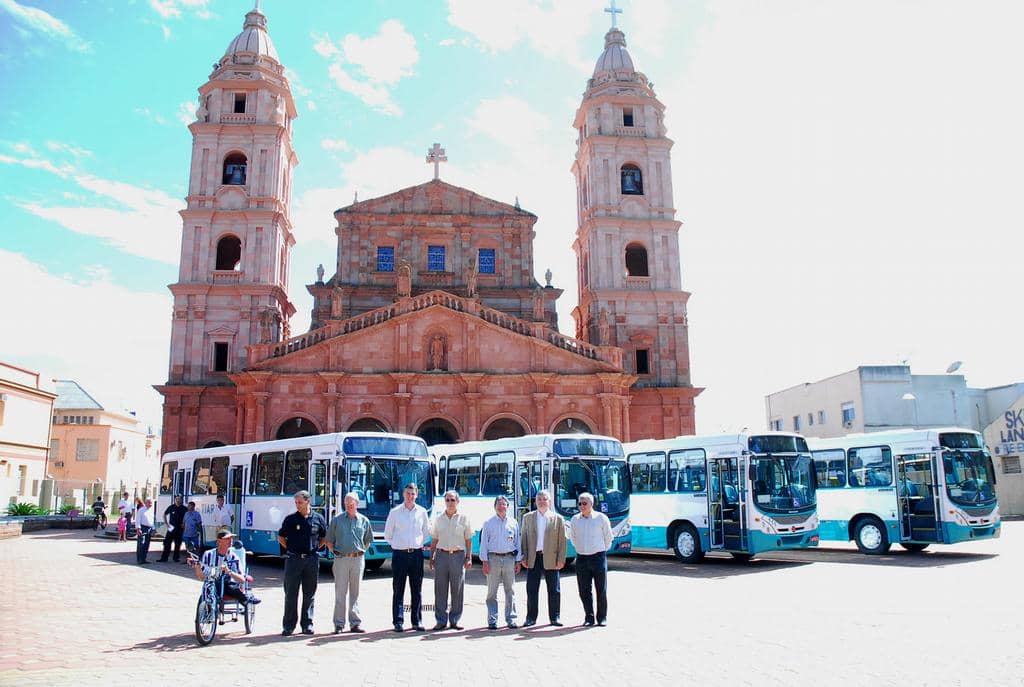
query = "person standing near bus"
xmin=158 ymin=495 xmax=187 ymax=562
xmin=569 ymin=492 xmax=612 ymax=627
xmin=135 ymin=497 xmax=155 ymax=564
xmin=479 ymin=495 xmax=522 ymax=630
xmin=384 ymin=483 xmax=430 ymax=632
xmin=182 ymin=501 xmax=204 ymax=557
xmin=429 ymin=490 xmax=473 ymax=631
xmin=118 ymin=492 xmax=133 ymax=528
xmin=325 ymin=492 xmax=373 ymax=634
xmin=277 ymin=490 xmax=327 ymax=636
xmin=212 ymin=494 xmax=233 ymax=531
xmin=520 ymin=489 xmax=567 ymax=627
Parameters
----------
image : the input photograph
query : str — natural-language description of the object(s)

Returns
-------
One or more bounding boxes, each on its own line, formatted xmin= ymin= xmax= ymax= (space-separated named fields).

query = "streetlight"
xmin=902 ymin=392 xmax=919 ymax=428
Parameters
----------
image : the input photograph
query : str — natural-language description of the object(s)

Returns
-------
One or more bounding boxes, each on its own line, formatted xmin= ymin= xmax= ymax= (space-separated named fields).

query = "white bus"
xmin=808 ymin=427 xmax=1000 ymax=554
xmin=625 ymin=433 xmax=819 ymax=563
xmin=430 ymin=434 xmax=632 ymax=558
xmin=157 ymin=432 xmax=434 ymax=568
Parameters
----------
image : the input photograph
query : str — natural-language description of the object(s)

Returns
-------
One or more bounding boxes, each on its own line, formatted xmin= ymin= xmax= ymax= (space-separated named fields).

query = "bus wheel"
xmin=854 ymin=517 xmax=891 ymax=555
xmin=729 ymin=552 xmax=753 ymax=563
xmin=900 ymin=543 xmax=929 ymax=553
xmin=364 ymin=558 xmax=386 ymax=572
xmin=671 ymin=524 xmax=704 ymax=563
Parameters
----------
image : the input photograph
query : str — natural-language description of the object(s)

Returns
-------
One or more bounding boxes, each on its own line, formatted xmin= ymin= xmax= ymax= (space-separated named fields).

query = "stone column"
xmin=234 ymin=398 xmax=246 ymax=445
xmin=394 ymin=394 xmax=412 ymax=434
xmin=463 ymin=392 xmax=481 ymax=441
xmin=533 ymin=393 xmax=549 ymax=435
xmin=621 ymin=397 xmax=632 ymax=443
xmin=253 ymin=392 xmax=269 ymax=441
xmin=600 ymin=395 xmax=615 ymax=437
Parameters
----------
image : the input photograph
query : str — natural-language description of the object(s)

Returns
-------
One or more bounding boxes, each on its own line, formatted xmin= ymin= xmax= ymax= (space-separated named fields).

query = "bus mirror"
xmin=989 ymin=456 xmax=997 ymax=486
xmin=748 ymin=464 xmax=756 ymax=482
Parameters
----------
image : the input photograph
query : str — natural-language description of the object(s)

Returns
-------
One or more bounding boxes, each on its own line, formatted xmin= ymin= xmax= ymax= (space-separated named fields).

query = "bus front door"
xmin=172 ymin=469 xmax=186 ymax=498
xmin=709 ymin=458 xmax=746 ymax=551
xmin=228 ymin=465 xmax=245 ymax=532
xmin=515 ymin=460 xmax=531 ymax=521
xmin=897 ymin=453 xmax=942 ymax=543
xmin=310 ymin=460 xmax=330 ymax=525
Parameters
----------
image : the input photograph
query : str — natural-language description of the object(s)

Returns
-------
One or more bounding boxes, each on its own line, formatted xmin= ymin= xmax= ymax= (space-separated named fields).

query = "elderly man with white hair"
xmin=520 ymin=489 xmax=567 ymax=627
xmin=325 ymin=491 xmax=374 ymax=634
xmin=429 ymin=490 xmax=474 ymax=631
xmin=568 ymin=491 xmax=612 ymax=627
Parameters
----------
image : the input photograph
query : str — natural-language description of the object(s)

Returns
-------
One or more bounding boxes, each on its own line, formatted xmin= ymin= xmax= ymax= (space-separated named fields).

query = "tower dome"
xmin=224 ymin=7 xmax=279 ymax=63
xmin=592 ymin=28 xmax=634 ymax=77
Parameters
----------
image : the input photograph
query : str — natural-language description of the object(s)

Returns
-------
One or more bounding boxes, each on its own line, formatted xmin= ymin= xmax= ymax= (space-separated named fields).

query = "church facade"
xmin=156 ymin=7 xmax=700 ymax=452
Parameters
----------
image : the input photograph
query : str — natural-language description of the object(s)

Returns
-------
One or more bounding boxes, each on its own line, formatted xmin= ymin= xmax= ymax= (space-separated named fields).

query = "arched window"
xmin=482 ymin=418 xmax=527 ymax=441
xmin=276 ymin=417 xmax=320 ymax=440
xmin=620 ymin=164 xmax=643 ymax=195
xmin=416 ymin=418 xmax=459 ymax=446
xmin=222 ymin=152 xmax=247 ymax=185
xmin=552 ymin=417 xmax=593 ymax=434
xmin=625 ymin=243 xmax=649 ymax=277
xmin=347 ymin=418 xmax=388 ymax=432
xmin=215 ymin=235 xmax=242 ymax=271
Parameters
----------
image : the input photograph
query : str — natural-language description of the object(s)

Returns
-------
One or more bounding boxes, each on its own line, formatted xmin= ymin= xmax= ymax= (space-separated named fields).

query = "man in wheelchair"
xmin=192 ymin=528 xmax=261 ymax=606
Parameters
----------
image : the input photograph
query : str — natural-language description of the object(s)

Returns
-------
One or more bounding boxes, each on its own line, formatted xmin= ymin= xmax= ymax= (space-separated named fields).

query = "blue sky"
xmin=2 ymin=0 xmax=1023 ymax=436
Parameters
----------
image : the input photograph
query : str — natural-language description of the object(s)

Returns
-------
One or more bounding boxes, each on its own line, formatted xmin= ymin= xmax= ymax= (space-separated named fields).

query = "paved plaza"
xmin=0 ymin=525 xmax=1021 ymax=686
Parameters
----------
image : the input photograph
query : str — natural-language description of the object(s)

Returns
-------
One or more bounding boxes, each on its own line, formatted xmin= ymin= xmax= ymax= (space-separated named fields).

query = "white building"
xmin=983 ymin=394 xmax=1024 ymax=516
xmin=0 ymin=362 xmax=57 ymax=507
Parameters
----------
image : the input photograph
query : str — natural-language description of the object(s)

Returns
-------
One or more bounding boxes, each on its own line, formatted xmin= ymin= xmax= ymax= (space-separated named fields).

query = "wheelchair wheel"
xmin=195 ymin=594 xmax=218 ymax=645
xmin=244 ymin=599 xmax=256 ymax=634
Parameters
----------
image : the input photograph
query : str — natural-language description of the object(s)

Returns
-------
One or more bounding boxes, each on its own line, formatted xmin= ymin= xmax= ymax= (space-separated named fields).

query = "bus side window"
xmin=447 ymin=454 xmax=481 ymax=496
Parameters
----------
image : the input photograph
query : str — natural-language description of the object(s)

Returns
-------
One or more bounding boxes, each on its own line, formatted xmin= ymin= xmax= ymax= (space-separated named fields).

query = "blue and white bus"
xmin=625 ymin=433 xmax=819 ymax=562
xmin=808 ymin=428 xmax=1000 ymax=554
xmin=430 ymin=434 xmax=632 ymax=558
xmin=158 ymin=432 xmax=434 ymax=569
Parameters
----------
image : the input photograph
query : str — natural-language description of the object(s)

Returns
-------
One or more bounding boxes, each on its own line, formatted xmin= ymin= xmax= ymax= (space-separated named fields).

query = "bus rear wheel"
xmin=671 ymin=524 xmax=704 ymax=563
xmin=900 ymin=542 xmax=929 ymax=553
xmin=854 ymin=517 xmax=891 ymax=555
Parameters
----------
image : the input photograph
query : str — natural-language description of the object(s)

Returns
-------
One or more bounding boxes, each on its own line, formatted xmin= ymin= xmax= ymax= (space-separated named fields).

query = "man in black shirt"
xmin=277 ymin=490 xmax=327 ymax=636
xmin=158 ymin=495 xmax=188 ymax=562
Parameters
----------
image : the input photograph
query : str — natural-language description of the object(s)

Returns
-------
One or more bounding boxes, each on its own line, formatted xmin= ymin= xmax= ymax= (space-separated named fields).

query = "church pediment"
xmin=334 ymin=179 xmax=535 ymax=219
xmin=249 ymin=294 xmax=619 ymax=376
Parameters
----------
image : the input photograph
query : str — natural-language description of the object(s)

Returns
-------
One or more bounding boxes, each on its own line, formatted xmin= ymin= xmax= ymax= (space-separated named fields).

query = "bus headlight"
xmin=612 ymin=518 xmax=631 ymax=538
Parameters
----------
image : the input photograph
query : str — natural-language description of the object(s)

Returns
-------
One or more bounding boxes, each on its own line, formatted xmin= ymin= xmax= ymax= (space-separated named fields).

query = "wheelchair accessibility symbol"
xmin=245 ymin=511 xmax=253 ymax=527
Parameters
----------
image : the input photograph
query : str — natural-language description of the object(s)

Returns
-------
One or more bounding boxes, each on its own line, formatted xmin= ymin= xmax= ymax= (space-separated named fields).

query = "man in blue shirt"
xmin=479 ymin=495 xmax=522 ymax=630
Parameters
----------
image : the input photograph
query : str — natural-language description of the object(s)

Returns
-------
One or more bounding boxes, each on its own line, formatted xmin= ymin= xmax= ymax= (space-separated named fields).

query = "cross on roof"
xmin=426 ymin=142 xmax=447 ymax=180
xmin=605 ymin=0 xmax=622 ymax=28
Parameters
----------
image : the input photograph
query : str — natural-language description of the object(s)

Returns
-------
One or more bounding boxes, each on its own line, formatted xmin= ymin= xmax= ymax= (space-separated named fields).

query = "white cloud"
xmin=439 ymin=38 xmax=456 ymax=47
xmin=0 ymin=249 xmax=170 ymax=428
xmin=134 ymin=106 xmax=167 ymax=126
xmin=0 ymin=0 xmax=90 ymax=52
xmin=320 ymin=137 xmax=350 ymax=153
xmin=315 ymin=20 xmax=419 ymax=116
xmin=44 ymin=141 xmax=91 ymax=159
xmin=148 ymin=0 xmax=210 ymax=21
xmin=162 ymin=24 xmax=172 ymax=40
xmin=175 ymin=101 xmax=194 ymax=126
xmin=466 ymin=95 xmax=551 ymax=148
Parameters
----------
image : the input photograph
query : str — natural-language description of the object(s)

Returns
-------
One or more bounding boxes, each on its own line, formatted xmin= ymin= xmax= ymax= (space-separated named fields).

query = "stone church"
xmin=156 ymin=6 xmax=700 ymax=451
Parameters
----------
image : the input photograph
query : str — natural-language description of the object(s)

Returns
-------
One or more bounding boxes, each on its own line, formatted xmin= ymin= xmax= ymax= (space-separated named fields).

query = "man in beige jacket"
xmin=520 ymin=489 xmax=567 ymax=627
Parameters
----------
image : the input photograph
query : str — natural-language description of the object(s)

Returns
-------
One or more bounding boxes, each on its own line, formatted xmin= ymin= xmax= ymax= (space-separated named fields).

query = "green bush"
xmin=5 ymin=502 xmax=44 ymax=516
xmin=56 ymin=503 xmax=78 ymax=515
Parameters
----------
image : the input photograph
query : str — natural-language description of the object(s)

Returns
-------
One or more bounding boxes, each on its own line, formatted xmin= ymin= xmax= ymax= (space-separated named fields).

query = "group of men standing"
xmin=132 ymin=493 xmax=235 ymax=565
xmin=274 ymin=483 xmax=613 ymax=636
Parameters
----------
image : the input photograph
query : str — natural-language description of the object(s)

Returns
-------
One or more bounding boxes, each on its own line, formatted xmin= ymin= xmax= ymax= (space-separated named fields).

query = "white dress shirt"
xmin=118 ymin=498 xmax=131 ymax=516
xmin=384 ymin=502 xmax=430 ymax=551
xmin=212 ymin=504 xmax=233 ymax=528
xmin=534 ymin=509 xmax=549 ymax=552
xmin=136 ymin=505 xmax=154 ymax=528
xmin=569 ymin=511 xmax=612 ymax=555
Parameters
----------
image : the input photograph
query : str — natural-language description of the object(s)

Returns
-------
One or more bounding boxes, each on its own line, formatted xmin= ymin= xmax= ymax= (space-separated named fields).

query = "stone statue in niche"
xmin=397 ymin=261 xmax=412 ymax=298
xmin=316 ymin=263 xmax=325 ymax=283
xmin=598 ymin=308 xmax=611 ymax=345
xmin=272 ymin=92 xmax=286 ymax=125
xmin=465 ymin=257 xmax=478 ymax=298
xmin=428 ymin=334 xmax=447 ymax=371
xmin=544 ymin=268 xmax=553 ymax=288
xmin=259 ymin=309 xmax=276 ymax=344
xmin=533 ymin=287 xmax=545 ymax=322
xmin=195 ymin=95 xmax=207 ymax=123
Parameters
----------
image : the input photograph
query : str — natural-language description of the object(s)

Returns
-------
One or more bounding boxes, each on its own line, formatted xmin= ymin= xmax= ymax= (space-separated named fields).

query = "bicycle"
xmin=190 ymin=547 xmax=256 ymax=645
xmin=92 ymin=508 xmax=108 ymax=531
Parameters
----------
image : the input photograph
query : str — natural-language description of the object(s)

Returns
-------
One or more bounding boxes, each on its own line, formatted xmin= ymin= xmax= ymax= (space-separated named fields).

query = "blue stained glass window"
xmin=376 ymin=246 xmax=394 ymax=272
xmin=478 ymin=248 xmax=496 ymax=274
xmin=427 ymin=245 xmax=446 ymax=272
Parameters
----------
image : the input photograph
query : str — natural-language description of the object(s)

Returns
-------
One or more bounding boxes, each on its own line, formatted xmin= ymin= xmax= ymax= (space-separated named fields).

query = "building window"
xmin=222 ymin=152 xmax=247 ymax=185
xmin=17 ymin=465 xmax=27 ymax=496
xmin=793 ymin=415 xmax=802 ymax=432
xmin=215 ymin=235 xmax=242 ymax=270
xmin=427 ymin=245 xmax=446 ymax=272
xmin=841 ymin=402 xmax=856 ymax=425
xmin=233 ymin=92 xmax=247 ymax=113
xmin=478 ymin=248 xmax=496 ymax=274
xmin=621 ymin=164 xmax=643 ymax=195
xmin=770 ymin=419 xmax=783 ymax=432
xmin=808 ymin=413 xmax=814 ymax=427
xmin=818 ymin=410 xmax=826 ymax=425
xmin=1003 ymin=456 xmax=1022 ymax=474
xmin=623 ymin=107 xmax=634 ymax=127
xmin=75 ymin=438 xmax=99 ymax=462
xmin=213 ymin=342 xmax=229 ymax=372
xmin=50 ymin=439 xmax=59 ymax=461
xmin=376 ymin=246 xmax=395 ymax=272
xmin=625 ymin=243 xmax=649 ymax=277
xmin=635 ymin=349 xmax=650 ymax=375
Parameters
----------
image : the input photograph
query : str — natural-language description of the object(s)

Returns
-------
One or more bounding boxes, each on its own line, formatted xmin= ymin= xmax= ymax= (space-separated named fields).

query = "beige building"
xmin=984 ymin=394 xmax=1024 ymax=516
xmin=48 ymin=381 xmax=160 ymax=509
xmin=0 ymin=362 xmax=57 ymax=507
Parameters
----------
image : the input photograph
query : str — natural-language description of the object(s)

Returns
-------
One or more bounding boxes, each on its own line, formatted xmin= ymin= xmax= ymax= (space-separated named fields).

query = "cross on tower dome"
xmin=426 ymin=143 xmax=447 ymax=180
xmin=604 ymin=0 xmax=623 ymax=28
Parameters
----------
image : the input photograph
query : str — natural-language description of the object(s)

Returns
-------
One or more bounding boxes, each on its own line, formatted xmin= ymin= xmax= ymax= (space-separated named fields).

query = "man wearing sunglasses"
xmin=429 ymin=490 xmax=474 ymax=631
xmin=568 ymin=492 xmax=612 ymax=627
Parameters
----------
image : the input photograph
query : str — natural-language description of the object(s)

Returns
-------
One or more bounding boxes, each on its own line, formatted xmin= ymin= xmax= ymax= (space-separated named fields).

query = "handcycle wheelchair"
xmin=187 ymin=541 xmax=256 ymax=645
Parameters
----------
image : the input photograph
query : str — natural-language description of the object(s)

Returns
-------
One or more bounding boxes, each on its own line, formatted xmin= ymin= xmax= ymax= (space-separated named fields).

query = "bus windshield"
xmin=343 ymin=436 xmax=428 ymax=457
xmin=344 ymin=457 xmax=433 ymax=520
xmin=750 ymin=455 xmax=816 ymax=513
xmin=553 ymin=438 xmax=624 ymax=458
xmin=749 ymin=435 xmax=810 ymax=454
xmin=555 ymin=458 xmax=629 ymax=517
xmin=943 ymin=450 xmax=996 ymax=506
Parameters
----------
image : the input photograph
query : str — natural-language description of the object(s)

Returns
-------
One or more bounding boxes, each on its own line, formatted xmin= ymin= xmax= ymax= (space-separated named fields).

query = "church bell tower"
xmin=571 ymin=15 xmax=694 ymax=393
xmin=166 ymin=5 xmax=297 ymax=387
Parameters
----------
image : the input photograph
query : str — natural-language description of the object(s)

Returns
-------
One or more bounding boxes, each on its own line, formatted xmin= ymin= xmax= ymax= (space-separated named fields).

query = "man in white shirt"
xmin=212 ymin=494 xmax=234 ymax=530
xmin=383 ymin=483 xmax=430 ymax=632
xmin=520 ymin=489 xmax=567 ymax=627
xmin=135 ymin=497 xmax=155 ymax=565
xmin=568 ymin=492 xmax=612 ymax=627
xmin=118 ymin=492 xmax=133 ymax=526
